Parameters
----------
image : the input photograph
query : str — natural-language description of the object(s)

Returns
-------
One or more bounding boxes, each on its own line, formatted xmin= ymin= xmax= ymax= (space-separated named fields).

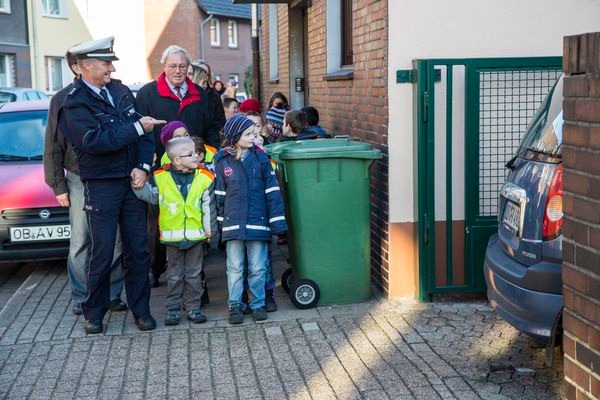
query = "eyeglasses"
xmin=165 ymin=64 xmax=189 ymax=71
xmin=180 ymin=151 xmax=199 ymax=158
xmin=273 ymin=101 xmax=284 ymax=107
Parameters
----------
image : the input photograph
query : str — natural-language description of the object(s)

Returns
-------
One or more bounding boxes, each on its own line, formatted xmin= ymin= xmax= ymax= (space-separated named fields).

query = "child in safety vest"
xmin=159 ymin=121 xmax=217 ymax=167
xmin=134 ymin=136 xmax=217 ymax=326
xmin=215 ymin=114 xmax=287 ymax=325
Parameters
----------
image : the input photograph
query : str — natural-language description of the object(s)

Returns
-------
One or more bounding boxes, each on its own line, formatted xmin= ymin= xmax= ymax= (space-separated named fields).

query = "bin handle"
xmin=333 ymin=135 xmax=363 ymax=142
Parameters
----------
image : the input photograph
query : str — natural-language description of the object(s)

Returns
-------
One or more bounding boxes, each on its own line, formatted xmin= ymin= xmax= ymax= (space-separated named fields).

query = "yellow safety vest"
xmin=154 ymin=167 xmax=214 ymax=243
xmin=160 ymin=144 xmax=217 ymax=166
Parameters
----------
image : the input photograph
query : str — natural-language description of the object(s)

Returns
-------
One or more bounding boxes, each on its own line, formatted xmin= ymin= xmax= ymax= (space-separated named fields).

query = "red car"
xmin=0 ymin=100 xmax=69 ymax=262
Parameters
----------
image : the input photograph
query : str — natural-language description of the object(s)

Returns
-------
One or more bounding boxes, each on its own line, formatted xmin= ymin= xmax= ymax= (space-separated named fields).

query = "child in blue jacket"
xmin=215 ymin=114 xmax=288 ymax=324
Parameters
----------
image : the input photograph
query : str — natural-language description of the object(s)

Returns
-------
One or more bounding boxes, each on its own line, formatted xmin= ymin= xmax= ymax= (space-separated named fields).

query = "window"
xmin=45 ymin=56 xmax=64 ymax=92
xmin=0 ymin=54 xmax=15 ymax=86
xmin=210 ymin=18 xmax=220 ymax=47
xmin=228 ymin=20 xmax=238 ymax=48
xmin=341 ymin=0 xmax=353 ymax=66
xmin=268 ymin=4 xmax=278 ymax=80
xmin=42 ymin=0 xmax=66 ymax=17
xmin=0 ymin=0 xmax=11 ymax=14
xmin=326 ymin=0 xmax=353 ymax=75
xmin=228 ymin=74 xmax=239 ymax=88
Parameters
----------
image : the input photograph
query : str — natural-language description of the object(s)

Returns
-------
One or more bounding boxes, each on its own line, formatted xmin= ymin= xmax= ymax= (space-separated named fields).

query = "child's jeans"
xmin=165 ymin=243 xmax=204 ymax=311
xmin=226 ymin=240 xmax=267 ymax=310
xmin=243 ymin=245 xmax=275 ymax=291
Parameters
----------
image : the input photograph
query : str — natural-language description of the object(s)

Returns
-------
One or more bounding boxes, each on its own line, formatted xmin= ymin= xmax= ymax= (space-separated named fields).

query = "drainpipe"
xmin=28 ymin=0 xmax=40 ymax=89
xmin=200 ymin=14 xmax=213 ymax=61
xmin=251 ymin=3 xmax=260 ymax=101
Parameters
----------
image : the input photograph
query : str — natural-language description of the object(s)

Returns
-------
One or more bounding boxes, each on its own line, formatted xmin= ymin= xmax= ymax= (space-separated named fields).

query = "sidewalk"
xmin=0 ymin=242 xmax=564 ymax=399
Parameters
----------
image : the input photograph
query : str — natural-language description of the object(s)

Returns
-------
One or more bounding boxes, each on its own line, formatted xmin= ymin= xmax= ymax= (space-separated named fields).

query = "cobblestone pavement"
xmin=0 ymin=246 xmax=564 ymax=399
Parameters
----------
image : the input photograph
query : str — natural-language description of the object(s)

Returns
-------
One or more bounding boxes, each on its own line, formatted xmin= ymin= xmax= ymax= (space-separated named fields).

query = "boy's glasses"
xmin=180 ymin=151 xmax=199 ymax=158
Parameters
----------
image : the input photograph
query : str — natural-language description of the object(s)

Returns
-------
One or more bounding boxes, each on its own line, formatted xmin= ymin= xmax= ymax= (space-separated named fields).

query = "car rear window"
xmin=517 ymin=75 xmax=563 ymax=156
xmin=0 ymin=92 xmax=17 ymax=103
xmin=0 ymin=110 xmax=47 ymax=160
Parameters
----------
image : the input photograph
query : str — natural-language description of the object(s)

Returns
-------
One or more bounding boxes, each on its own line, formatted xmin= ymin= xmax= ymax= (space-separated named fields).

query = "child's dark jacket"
xmin=214 ymin=147 xmax=287 ymax=242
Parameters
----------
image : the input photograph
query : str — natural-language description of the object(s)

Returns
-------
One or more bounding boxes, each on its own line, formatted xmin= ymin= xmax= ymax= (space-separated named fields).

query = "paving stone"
xmin=0 ymin=253 xmax=567 ymax=400
xmin=301 ymin=322 xmax=319 ymax=332
xmin=264 ymin=326 xmax=283 ymax=336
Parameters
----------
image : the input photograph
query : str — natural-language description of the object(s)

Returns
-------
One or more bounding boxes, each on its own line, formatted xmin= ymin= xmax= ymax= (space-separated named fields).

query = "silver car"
xmin=0 ymin=87 xmax=49 ymax=103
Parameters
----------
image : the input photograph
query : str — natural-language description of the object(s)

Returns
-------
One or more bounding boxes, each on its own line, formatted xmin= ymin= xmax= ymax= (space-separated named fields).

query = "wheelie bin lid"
xmin=265 ymin=138 xmax=382 ymax=161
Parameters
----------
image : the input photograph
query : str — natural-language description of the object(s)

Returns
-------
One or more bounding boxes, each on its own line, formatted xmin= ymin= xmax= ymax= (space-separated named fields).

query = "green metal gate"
xmin=412 ymin=57 xmax=562 ymax=301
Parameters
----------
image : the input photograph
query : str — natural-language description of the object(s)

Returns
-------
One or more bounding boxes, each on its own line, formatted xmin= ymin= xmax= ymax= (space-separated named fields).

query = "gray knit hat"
xmin=223 ymin=113 xmax=255 ymax=145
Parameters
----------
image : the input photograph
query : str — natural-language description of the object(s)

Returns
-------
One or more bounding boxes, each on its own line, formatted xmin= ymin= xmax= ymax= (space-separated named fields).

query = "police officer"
xmin=58 ymin=36 xmax=166 ymax=334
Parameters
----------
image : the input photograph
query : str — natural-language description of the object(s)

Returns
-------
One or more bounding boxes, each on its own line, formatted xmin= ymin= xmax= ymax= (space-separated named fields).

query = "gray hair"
xmin=166 ymin=137 xmax=195 ymax=161
xmin=160 ymin=45 xmax=192 ymax=65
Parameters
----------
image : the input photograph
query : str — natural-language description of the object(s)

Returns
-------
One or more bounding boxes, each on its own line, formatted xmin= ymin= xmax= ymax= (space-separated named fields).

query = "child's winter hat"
xmin=223 ymin=113 xmax=255 ymax=145
xmin=265 ymin=106 xmax=286 ymax=137
xmin=239 ymin=98 xmax=261 ymax=114
xmin=160 ymin=120 xmax=188 ymax=145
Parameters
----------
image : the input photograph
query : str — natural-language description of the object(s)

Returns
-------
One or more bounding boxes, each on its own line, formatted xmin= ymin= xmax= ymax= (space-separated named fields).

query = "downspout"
xmin=200 ymin=13 xmax=214 ymax=61
xmin=28 ymin=0 xmax=40 ymax=89
xmin=251 ymin=3 xmax=261 ymax=101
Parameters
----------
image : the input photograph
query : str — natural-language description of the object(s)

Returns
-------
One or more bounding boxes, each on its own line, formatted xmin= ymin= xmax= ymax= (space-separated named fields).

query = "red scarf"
xmin=156 ymin=72 xmax=201 ymax=113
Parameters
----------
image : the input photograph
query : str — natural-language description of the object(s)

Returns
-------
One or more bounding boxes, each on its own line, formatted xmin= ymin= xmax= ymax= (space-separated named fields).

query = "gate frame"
xmin=412 ymin=57 xmax=563 ymax=301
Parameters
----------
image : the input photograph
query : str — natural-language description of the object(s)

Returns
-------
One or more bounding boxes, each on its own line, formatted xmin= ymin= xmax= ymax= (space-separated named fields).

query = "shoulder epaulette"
xmin=67 ymin=87 xmax=80 ymax=97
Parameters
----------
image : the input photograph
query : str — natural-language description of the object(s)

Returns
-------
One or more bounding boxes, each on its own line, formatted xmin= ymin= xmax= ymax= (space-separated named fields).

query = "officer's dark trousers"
xmin=82 ymin=178 xmax=151 ymax=321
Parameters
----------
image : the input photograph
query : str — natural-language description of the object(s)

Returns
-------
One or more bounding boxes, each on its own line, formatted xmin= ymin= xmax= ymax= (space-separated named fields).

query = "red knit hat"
xmin=239 ymin=98 xmax=261 ymax=114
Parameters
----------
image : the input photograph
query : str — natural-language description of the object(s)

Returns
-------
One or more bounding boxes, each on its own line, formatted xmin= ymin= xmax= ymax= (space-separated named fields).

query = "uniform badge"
xmin=224 ymin=167 xmax=233 ymax=177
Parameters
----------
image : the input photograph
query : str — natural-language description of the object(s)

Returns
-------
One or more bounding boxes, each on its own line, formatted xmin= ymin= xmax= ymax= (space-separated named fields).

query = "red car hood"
xmin=0 ymin=162 xmax=60 ymax=210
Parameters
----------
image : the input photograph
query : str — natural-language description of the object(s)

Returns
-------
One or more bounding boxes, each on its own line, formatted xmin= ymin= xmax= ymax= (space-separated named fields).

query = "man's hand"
xmin=56 ymin=193 xmax=70 ymax=207
xmin=139 ymin=116 xmax=167 ymax=132
xmin=130 ymin=168 xmax=148 ymax=189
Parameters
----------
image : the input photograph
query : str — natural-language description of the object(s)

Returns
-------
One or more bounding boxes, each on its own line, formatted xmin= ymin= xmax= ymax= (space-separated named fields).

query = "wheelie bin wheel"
xmin=290 ymin=279 xmax=320 ymax=309
xmin=281 ymin=268 xmax=294 ymax=294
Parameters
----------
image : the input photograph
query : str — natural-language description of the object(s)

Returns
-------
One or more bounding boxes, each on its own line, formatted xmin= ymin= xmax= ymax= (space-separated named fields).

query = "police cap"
xmin=69 ymin=36 xmax=119 ymax=61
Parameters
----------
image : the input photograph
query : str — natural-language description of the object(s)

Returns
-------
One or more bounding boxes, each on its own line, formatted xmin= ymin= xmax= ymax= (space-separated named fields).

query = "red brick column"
xmin=562 ymin=31 xmax=600 ymax=400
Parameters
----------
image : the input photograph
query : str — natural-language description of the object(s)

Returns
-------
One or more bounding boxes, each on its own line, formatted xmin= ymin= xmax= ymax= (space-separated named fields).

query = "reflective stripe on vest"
xmin=154 ymin=167 xmax=214 ymax=243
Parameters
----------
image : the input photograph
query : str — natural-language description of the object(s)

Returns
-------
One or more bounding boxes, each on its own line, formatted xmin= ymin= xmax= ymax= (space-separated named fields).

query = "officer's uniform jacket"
xmin=58 ymin=78 xmax=154 ymax=180
xmin=214 ymin=147 xmax=287 ymax=242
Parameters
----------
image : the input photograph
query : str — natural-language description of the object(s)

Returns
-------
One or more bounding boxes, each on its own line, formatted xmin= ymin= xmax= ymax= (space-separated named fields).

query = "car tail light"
xmin=543 ymin=164 xmax=563 ymax=240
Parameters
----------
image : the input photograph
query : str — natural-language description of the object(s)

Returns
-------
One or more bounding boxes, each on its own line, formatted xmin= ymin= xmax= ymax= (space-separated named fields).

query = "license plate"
xmin=10 ymin=225 xmax=71 ymax=242
xmin=502 ymin=201 xmax=520 ymax=235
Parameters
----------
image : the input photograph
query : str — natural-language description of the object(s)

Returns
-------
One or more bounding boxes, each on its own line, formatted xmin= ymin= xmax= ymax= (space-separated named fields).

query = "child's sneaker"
xmin=165 ymin=309 xmax=180 ymax=326
xmin=229 ymin=306 xmax=244 ymax=325
xmin=265 ymin=289 xmax=278 ymax=312
xmin=187 ymin=309 xmax=207 ymax=324
xmin=252 ymin=307 xmax=268 ymax=322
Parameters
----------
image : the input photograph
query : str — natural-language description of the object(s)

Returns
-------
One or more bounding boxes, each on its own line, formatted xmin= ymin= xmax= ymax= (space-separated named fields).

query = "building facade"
xmin=27 ymin=0 xmax=92 ymax=93
xmin=144 ymin=0 xmax=252 ymax=91
xmin=561 ymin=31 xmax=600 ymax=400
xmin=0 ymin=0 xmax=31 ymax=87
xmin=259 ymin=0 xmax=600 ymax=300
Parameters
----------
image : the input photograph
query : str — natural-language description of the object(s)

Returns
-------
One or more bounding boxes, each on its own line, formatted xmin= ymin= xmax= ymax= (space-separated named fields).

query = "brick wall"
xmin=0 ymin=45 xmax=31 ymax=87
xmin=260 ymin=0 xmax=390 ymax=294
xmin=562 ymin=31 xmax=600 ymax=400
xmin=202 ymin=12 xmax=253 ymax=92
xmin=145 ymin=0 xmax=201 ymax=79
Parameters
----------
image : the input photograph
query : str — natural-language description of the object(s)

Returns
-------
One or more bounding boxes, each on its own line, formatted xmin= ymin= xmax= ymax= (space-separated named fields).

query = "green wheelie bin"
xmin=266 ymin=139 xmax=381 ymax=309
